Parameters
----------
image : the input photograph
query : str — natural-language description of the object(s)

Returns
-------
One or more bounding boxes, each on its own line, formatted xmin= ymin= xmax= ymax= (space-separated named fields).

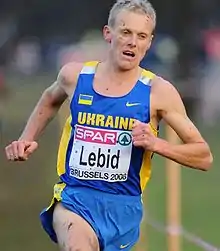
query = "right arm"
xmin=5 ymin=62 xmax=83 ymax=160
xmin=19 ymin=74 xmax=68 ymax=142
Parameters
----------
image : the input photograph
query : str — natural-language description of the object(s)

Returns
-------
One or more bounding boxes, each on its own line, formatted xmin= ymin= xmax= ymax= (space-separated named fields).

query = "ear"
xmin=151 ymin=34 xmax=154 ymax=41
xmin=103 ymin=25 xmax=112 ymax=44
xmin=147 ymin=34 xmax=154 ymax=50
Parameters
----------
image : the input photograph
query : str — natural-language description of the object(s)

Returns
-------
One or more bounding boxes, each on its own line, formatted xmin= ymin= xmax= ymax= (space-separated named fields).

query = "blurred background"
xmin=0 ymin=0 xmax=219 ymax=250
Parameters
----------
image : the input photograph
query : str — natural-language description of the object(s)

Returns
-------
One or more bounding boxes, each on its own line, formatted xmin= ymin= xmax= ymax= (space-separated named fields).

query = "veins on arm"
xmin=153 ymin=78 xmax=204 ymax=144
xmin=151 ymin=77 xmax=212 ymax=170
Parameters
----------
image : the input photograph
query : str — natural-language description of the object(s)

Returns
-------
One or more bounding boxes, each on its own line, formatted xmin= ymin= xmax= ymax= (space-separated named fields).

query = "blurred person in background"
xmin=201 ymin=28 xmax=220 ymax=126
xmin=0 ymin=66 xmax=7 ymax=99
xmin=5 ymin=0 xmax=213 ymax=250
xmin=0 ymin=66 xmax=8 ymax=136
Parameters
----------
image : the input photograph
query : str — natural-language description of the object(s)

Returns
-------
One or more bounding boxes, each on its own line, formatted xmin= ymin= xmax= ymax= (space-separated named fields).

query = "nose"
xmin=128 ymin=35 xmax=137 ymax=47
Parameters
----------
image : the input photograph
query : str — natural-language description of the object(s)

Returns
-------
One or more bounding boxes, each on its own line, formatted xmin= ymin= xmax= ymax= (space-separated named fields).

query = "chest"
xmin=93 ymin=77 xmax=138 ymax=97
xmin=71 ymin=74 xmax=152 ymax=126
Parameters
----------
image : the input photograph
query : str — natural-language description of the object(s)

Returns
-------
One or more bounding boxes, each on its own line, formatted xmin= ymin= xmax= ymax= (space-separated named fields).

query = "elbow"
xmin=201 ymin=152 xmax=213 ymax=171
xmin=199 ymin=145 xmax=213 ymax=171
xmin=43 ymin=88 xmax=64 ymax=109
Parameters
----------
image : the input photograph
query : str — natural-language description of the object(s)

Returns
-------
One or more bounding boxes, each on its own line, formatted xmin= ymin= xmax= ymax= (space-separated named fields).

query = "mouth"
xmin=122 ymin=50 xmax=136 ymax=58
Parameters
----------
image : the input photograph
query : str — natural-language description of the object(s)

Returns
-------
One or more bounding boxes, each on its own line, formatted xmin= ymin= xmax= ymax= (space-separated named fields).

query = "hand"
xmin=132 ymin=120 xmax=157 ymax=151
xmin=5 ymin=140 xmax=38 ymax=161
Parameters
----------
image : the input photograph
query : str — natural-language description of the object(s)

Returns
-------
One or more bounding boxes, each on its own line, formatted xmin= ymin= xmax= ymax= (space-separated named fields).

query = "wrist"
xmin=18 ymin=134 xmax=36 ymax=142
xmin=151 ymin=137 xmax=166 ymax=153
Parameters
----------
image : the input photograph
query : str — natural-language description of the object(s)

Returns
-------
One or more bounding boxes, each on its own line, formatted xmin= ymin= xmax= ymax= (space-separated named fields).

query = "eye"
xmin=138 ymin=34 xmax=147 ymax=40
xmin=122 ymin=29 xmax=130 ymax=35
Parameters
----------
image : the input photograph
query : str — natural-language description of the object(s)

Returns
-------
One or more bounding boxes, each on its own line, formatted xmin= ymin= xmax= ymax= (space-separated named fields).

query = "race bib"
xmin=69 ymin=125 xmax=132 ymax=182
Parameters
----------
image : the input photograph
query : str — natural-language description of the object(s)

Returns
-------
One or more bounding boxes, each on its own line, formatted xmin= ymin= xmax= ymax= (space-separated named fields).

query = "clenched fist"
xmin=5 ymin=140 xmax=38 ymax=161
xmin=132 ymin=120 xmax=157 ymax=151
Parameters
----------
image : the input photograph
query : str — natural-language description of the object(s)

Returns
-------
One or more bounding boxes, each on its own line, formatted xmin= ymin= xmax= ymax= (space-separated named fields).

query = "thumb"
xmin=132 ymin=119 xmax=141 ymax=128
xmin=24 ymin=141 xmax=38 ymax=157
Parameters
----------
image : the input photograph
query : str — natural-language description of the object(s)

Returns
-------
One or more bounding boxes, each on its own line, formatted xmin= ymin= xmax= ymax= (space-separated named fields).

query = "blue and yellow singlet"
xmin=56 ymin=61 xmax=157 ymax=196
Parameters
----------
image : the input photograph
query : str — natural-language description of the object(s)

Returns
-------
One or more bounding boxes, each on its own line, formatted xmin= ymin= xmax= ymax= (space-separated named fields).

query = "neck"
xmin=101 ymin=58 xmax=140 ymax=83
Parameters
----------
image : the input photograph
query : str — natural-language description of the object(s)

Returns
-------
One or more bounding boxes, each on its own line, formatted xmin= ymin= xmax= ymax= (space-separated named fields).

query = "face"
xmin=103 ymin=9 xmax=154 ymax=71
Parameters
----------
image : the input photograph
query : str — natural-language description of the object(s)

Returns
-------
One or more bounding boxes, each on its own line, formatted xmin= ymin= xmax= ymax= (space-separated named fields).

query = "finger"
xmin=11 ymin=141 xmax=20 ymax=160
xmin=133 ymin=137 xmax=146 ymax=147
xmin=133 ymin=140 xmax=145 ymax=147
xmin=18 ymin=141 xmax=25 ymax=159
xmin=132 ymin=122 xmax=144 ymax=134
xmin=5 ymin=145 xmax=13 ymax=160
xmin=24 ymin=142 xmax=38 ymax=157
xmin=8 ymin=148 xmax=16 ymax=161
xmin=133 ymin=133 xmax=146 ymax=142
xmin=132 ymin=128 xmax=144 ymax=137
xmin=132 ymin=126 xmax=150 ymax=137
xmin=132 ymin=120 xmax=142 ymax=128
xmin=17 ymin=156 xmax=28 ymax=161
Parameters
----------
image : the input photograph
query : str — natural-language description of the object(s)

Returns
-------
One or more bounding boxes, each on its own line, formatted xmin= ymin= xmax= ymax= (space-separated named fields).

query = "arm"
xmin=132 ymin=77 xmax=213 ymax=171
xmin=152 ymin=77 xmax=213 ymax=171
xmin=19 ymin=79 xmax=66 ymax=142
xmin=5 ymin=62 xmax=83 ymax=161
xmin=19 ymin=62 xmax=82 ymax=141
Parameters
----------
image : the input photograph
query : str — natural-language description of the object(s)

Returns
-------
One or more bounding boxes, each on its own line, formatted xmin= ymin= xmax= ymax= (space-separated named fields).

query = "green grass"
xmin=1 ymin=75 xmax=219 ymax=251
xmin=138 ymin=124 xmax=220 ymax=250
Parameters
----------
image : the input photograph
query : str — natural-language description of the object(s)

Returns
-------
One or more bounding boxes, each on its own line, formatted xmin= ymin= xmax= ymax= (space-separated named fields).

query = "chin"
xmin=118 ymin=61 xmax=137 ymax=71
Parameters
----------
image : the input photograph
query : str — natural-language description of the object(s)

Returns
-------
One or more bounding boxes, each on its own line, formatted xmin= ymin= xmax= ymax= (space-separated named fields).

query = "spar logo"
xmin=75 ymin=125 xmax=132 ymax=146
xmin=75 ymin=125 xmax=117 ymax=145
xmin=117 ymin=132 xmax=132 ymax=146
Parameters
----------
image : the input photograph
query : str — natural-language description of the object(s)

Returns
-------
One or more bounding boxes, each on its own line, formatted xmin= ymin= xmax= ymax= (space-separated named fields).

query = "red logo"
xmin=75 ymin=125 xmax=117 ymax=145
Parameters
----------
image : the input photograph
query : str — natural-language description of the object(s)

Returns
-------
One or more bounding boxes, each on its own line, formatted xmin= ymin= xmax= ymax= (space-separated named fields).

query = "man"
xmin=5 ymin=0 xmax=213 ymax=250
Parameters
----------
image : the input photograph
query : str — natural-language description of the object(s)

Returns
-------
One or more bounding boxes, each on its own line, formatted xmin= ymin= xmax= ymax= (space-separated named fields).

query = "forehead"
xmin=114 ymin=9 xmax=154 ymax=34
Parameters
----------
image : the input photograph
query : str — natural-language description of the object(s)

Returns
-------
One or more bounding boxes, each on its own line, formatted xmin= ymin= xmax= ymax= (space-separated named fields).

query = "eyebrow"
xmin=120 ymin=26 xmax=149 ymax=36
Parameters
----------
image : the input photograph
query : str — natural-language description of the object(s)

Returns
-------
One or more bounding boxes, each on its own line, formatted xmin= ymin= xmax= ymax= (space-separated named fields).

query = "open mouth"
xmin=122 ymin=51 xmax=135 ymax=58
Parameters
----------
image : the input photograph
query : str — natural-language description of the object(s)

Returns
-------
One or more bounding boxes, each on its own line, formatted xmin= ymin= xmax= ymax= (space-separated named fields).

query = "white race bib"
xmin=69 ymin=125 xmax=132 ymax=182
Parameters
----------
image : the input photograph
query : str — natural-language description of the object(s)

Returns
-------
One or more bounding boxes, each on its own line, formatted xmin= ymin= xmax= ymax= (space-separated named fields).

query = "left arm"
xmin=132 ymin=77 xmax=213 ymax=171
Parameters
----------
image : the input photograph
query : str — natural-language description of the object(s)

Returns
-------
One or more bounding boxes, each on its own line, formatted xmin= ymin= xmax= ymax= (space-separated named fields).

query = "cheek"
xmin=139 ymin=41 xmax=151 ymax=54
xmin=117 ymin=34 xmax=129 ymax=45
xmin=112 ymin=37 xmax=124 ymax=50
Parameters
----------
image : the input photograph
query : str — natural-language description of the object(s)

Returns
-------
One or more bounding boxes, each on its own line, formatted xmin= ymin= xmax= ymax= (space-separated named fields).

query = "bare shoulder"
xmin=57 ymin=62 xmax=84 ymax=97
xmin=150 ymin=75 xmax=207 ymax=144
xmin=59 ymin=61 xmax=84 ymax=82
xmin=151 ymin=75 xmax=186 ymax=116
xmin=151 ymin=76 xmax=182 ymax=102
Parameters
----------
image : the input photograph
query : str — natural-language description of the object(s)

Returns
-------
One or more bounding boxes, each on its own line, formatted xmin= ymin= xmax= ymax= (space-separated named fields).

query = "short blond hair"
xmin=108 ymin=0 xmax=156 ymax=29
